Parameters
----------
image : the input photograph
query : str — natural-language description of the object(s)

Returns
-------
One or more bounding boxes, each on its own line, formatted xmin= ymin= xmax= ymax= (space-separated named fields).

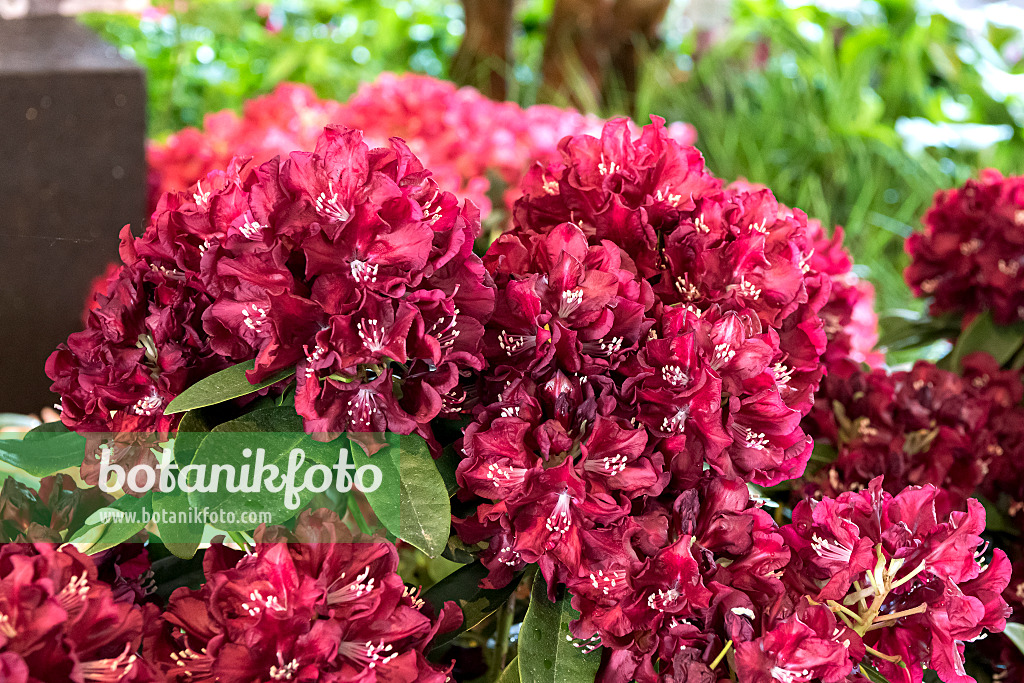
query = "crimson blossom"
xmin=726 ymin=179 xmax=880 ymax=371
xmin=802 ymin=353 xmax=1024 ymax=510
xmin=906 ymin=169 xmax=1024 ymax=325
xmin=48 ymin=124 xmax=494 ymax=483
xmin=0 ymin=543 xmax=157 ymax=683
xmin=782 ymin=478 xmax=1011 ymax=683
xmin=454 ymin=117 xmax=829 ymax=681
xmin=147 ymin=509 xmax=461 ymax=682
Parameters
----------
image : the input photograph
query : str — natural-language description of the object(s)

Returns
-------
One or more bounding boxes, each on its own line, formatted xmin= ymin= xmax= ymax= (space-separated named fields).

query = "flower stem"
xmin=865 ymin=645 xmax=903 ymax=664
xmin=710 ymin=640 xmax=733 ymax=670
xmin=489 ymin=592 xmax=517 ymax=681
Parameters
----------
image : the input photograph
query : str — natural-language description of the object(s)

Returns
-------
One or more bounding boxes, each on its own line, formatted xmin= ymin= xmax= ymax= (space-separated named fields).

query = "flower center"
xmin=498 ymin=331 xmax=537 ymax=355
xmin=346 ymin=389 xmax=380 ymax=429
xmin=242 ymin=304 xmax=268 ymax=333
xmin=337 ymin=639 xmax=398 ymax=669
xmin=315 ymin=181 xmax=351 ymax=222
xmin=584 ymin=454 xmax=627 ymax=477
xmin=350 ymin=259 xmax=379 ymax=284
xmin=558 ymin=288 xmax=584 ymax=318
xmin=661 ymin=406 xmax=690 ymax=434
xmin=811 ymin=534 xmax=854 ymax=564
xmin=661 ymin=365 xmax=689 ymax=387
xmin=131 ymin=390 xmax=163 ymax=417
xmin=545 ymin=490 xmax=574 ymax=534
xmin=80 ymin=643 xmax=138 ymax=682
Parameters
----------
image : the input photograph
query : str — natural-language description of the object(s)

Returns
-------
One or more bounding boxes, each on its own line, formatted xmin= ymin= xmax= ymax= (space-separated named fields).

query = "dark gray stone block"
xmin=0 ymin=16 xmax=146 ymax=413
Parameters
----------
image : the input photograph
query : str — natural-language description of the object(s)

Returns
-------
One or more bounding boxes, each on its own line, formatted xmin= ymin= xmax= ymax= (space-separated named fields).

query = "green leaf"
xmin=945 ymin=311 xmax=1024 ymax=372
xmin=165 ymin=360 xmax=295 ymax=414
xmin=186 ymin=406 xmax=347 ymax=530
xmin=498 ymin=658 xmax=521 ymax=683
xmin=349 ymin=434 xmax=451 ymax=558
xmin=153 ymin=489 xmax=205 ymax=559
xmin=68 ymin=492 xmax=153 ymax=554
xmin=979 ymin=495 xmax=1021 ymax=537
xmin=423 ymin=561 xmax=522 ymax=651
xmin=172 ymin=409 xmax=214 ymax=468
xmin=0 ymin=430 xmax=85 ymax=477
xmin=1004 ymin=622 xmax=1024 ymax=658
xmin=435 ymin=444 xmax=460 ymax=497
xmin=877 ymin=310 xmax=958 ymax=352
xmin=518 ymin=574 xmax=602 ymax=683
xmin=861 ymin=663 xmax=893 ymax=683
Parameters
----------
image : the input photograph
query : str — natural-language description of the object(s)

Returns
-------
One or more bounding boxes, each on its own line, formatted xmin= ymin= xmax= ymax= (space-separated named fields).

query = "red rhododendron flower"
xmin=148 ymin=510 xmax=460 ymax=683
xmin=906 ymin=169 xmax=1024 ymax=325
xmin=0 ymin=543 xmax=157 ymax=683
xmin=48 ymin=125 xmax=495 ymax=472
xmin=782 ymin=478 xmax=1011 ymax=683
xmin=734 ymin=598 xmax=864 ymax=683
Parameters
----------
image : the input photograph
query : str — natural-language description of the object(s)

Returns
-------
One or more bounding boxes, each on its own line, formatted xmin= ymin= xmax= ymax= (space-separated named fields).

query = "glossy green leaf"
xmin=172 ymin=409 xmax=213 ymax=468
xmin=518 ymin=574 xmax=601 ymax=683
xmin=186 ymin=406 xmax=348 ymax=530
xmin=165 ymin=360 xmax=295 ymax=414
xmin=946 ymin=311 xmax=1024 ymax=372
xmin=498 ymin=658 xmax=521 ymax=683
xmin=861 ymin=663 xmax=893 ymax=683
xmin=68 ymin=492 xmax=153 ymax=554
xmin=1004 ymin=622 xmax=1024 ymax=658
xmin=349 ymin=434 xmax=451 ymax=558
xmin=423 ymin=561 xmax=522 ymax=651
xmin=0 ymin=430 xmax=85 ymax=477
xmin=153 ymin=489 xmax=205 ymax=559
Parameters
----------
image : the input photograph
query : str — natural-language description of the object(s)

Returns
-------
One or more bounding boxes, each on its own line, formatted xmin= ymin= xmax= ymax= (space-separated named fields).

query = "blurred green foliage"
xmin=640 ymin=0 xmax=1024 ymax=312
xmin=82 ymin=0 xmax=1024 ymax=313
xmin=83 ymin=0 xmax=467 ymax=136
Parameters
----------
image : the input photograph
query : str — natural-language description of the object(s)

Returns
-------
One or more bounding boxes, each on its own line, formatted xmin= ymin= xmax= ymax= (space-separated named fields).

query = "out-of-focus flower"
xmin=906 ymin=169 xmax=1024 ymax=325
xmin=803 ymin=354 xmax=1024 ymax=510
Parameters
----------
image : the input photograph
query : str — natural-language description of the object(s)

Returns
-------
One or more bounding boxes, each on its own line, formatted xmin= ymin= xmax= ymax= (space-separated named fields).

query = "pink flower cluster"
xmin=48 ymin=125 xmax=494 ymax=481
xmin=803 ymin=353 xmax=1024 ymax=511
xmin=906 ymin=169 xmax=1024 ymax=325
xmin=146 ymin=75 xmax=697 ymax=223
xmin=147 ymin=510 xmax=461 ymax=683
xmin=147 ymin=84 xmax=346 ymax=213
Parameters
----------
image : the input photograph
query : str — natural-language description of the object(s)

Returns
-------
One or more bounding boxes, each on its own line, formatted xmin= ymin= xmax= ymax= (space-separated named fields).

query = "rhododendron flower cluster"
xmin=782 ymin=479 xmax=1010 ymax=683
xmin=147 ymin=510 xmax=461 ymax=682
xmin=803 ymin=353 xmax=1024 ymax=510
xmin=48 ymin=124 xmax=494 ymax=480
xmin=906 ymin=169 xmax=1024 ymax=325
xmin=146 ymin=75 xmax=696 ymax=222
xmin=453 ymin=117 xmax=841 ymax=680
xmin=0 ymin=543 xmax=157 ymax=683
xmin=727 ymin=179 xmax=880 ymax=371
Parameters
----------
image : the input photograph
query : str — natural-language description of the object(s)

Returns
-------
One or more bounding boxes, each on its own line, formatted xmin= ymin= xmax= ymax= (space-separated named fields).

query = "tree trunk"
xmin=539 ymin=0 xmax=669 ymax=113
xmin=450 ymin=0 xmax=515 ymax=100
